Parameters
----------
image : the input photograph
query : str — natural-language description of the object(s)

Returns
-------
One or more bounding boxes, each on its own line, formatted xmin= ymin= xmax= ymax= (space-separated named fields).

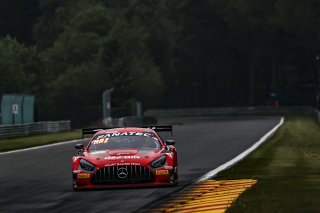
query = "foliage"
xmin=0 ymin=36 xmax=42 ymax=94
xmin=37 ymin=0 xmax=165 ymax=125
xmin=0 ymin=0 xmax=320 ymax=125
xmin=0 ymin=0 xmax=39 ymax=44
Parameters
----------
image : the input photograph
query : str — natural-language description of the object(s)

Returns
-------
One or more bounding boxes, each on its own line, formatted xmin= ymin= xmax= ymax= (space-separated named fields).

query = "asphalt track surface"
xmin=0 ymin=117 xmax=281 ymax=213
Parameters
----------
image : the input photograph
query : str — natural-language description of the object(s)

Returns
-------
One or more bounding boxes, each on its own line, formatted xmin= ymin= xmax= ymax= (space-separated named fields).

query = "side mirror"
xmin=75 ymin=144 xmax=84 ymax=149
xmin=166 ymin=139 xmax=175 ymax=145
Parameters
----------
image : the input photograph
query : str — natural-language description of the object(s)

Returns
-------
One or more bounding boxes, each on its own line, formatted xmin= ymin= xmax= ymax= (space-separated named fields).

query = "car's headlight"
xmin=150 ymin=156 xmax=166 ymax=169
xmin=80 ymin=159 xmax=96 ymax=171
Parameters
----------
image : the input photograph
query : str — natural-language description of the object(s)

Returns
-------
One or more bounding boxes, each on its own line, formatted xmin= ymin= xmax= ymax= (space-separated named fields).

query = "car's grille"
xmin=92 ymin=165 xmax=154 ymax=184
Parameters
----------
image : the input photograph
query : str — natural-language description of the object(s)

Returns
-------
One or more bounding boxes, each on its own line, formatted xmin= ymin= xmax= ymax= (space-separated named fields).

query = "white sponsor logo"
xmin=97 ymin=132 xmax=153 ymax=139
xmin=105 ymin=162 xmax=141 ymax=167
xmin=104 ymin=156 xmax=141 ymax=160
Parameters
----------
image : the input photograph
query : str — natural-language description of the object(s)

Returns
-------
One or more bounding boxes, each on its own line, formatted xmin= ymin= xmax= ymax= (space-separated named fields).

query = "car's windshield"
xmin=88 ymin=132 xmax=161 ymax=151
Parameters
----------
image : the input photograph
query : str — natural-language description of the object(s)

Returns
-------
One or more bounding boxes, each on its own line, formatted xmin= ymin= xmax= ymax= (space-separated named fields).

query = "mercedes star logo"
xmin=117 ymin=167 xmax=128 ymax=179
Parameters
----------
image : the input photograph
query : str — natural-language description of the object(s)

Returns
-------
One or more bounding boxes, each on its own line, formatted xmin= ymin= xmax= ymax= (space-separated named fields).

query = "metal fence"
xmin=0 ymin=120 xmax=71 ymax=138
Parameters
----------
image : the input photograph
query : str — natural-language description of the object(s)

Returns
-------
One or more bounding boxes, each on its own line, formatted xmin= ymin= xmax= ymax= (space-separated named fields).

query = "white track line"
xmin=196 ymin=117 xmax=284 ymax=182
xmin=0 ymin=138 xmax=87 ymax=155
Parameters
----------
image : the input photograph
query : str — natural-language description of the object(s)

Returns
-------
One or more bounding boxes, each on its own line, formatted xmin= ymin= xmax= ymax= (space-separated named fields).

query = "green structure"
xmin=1 ymin=94 xmax=35 ymax=125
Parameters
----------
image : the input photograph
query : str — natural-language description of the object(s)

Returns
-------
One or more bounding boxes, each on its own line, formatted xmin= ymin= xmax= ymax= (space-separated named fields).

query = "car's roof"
xmin=95 ymin=127 xmax=156 ymax=135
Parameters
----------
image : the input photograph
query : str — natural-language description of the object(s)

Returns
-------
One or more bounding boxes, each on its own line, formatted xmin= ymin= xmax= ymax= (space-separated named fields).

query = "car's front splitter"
xmin=73 ymin=181 xmax=176 ymax=190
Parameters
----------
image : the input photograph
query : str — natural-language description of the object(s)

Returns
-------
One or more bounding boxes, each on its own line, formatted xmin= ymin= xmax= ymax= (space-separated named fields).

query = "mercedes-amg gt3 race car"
xmin=72 ymin=126 xmax=177 ymax=190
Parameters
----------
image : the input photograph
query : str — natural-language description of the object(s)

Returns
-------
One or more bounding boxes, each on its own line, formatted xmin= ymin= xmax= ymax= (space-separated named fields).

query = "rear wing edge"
xmin=82 ymin=125 xmax=173 ymax=138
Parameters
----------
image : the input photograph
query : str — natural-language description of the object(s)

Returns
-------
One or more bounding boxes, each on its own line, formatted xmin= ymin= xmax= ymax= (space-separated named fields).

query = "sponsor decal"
xmin=96 ymin=132 xmax=155 ymax=139
xmin=116 ymin=152 xmax=132 ymax=156
xmin=105 ymin=162 xmax=140 ymax=167
xmin=77 ymin=173 xmax=90 ymax=178
xmin=104 ymin=156 xmax=140 ymax=160
xmin=91 ymin=132 xmax=159 ymax=145
xmin=163 ymin=166 xmax=173 ymax=170
xmin=119 ymin=162 xmax=140 ymax=166
xmin=156 ymin=170 xmax=169 ymax=175
xmin=91 ymin=138 xmax=109 ymax=145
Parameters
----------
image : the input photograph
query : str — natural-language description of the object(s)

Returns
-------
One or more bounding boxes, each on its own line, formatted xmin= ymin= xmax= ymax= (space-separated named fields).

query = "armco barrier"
xmin=0 ymin=121 xmax=71 ymax=138
xmin=144 ymin=106 xmax=320 ymax=122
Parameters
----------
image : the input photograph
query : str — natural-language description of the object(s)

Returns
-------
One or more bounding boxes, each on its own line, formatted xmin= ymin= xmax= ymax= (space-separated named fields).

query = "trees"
xmin=37 ymin=0 xmax=165 ymax=125
xmin=0 ymin=0 xmax=39 ymax=44
xmin=164 ymin=0 xmax=320 ymax=107
xmin=1 ymin=0 xmax=320 ymax=125
xmin=0 ymin=36 xmax=42 ymax=94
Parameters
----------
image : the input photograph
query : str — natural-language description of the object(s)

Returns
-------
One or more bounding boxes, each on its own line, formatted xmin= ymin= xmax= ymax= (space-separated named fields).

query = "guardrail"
xmin=0 ymin=121 xmax=71 ymax=138
xmin=144 ymin=106 xmax=320 ymax=122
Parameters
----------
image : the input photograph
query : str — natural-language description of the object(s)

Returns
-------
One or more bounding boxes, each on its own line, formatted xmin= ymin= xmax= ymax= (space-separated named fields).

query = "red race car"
xmin=72 ymin=126 xmax=177 ymax=190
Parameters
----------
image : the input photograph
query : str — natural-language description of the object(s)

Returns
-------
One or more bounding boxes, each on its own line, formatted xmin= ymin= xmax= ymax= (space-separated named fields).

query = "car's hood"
xmin=83 ymin=148 xmax=162 ymax=167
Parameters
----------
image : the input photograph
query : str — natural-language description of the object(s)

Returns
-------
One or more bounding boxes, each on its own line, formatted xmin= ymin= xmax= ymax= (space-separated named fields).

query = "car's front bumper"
xmin=72 ymin=166 xmax=177 ymax=190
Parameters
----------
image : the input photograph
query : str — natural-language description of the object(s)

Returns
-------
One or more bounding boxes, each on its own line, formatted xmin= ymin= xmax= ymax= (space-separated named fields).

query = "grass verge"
xmin=216 ymin=116 xmax=320 ymax=213
xmin=0 ymin=130 xmax=83 ymax=152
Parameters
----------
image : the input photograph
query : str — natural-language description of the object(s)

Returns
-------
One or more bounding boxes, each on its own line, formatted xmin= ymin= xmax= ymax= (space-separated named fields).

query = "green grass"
xmin=0 ymin=130 xmax=83 ymax=152
xmin=216 ymin=116 xmax=320 ymax=213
